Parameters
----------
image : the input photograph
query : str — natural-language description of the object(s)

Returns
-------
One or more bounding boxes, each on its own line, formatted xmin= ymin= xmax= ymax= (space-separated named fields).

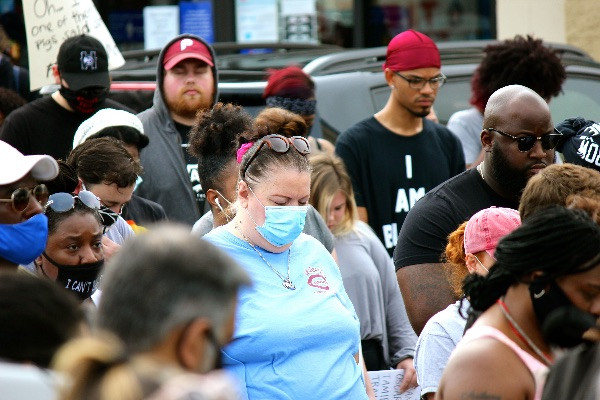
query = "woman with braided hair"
xmin=437 ymin=205 xmax=600 ymax=400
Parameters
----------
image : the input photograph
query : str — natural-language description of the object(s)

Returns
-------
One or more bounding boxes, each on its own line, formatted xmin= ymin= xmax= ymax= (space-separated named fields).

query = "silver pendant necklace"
xmin=235 ymin=225 xmax=296 ymax=290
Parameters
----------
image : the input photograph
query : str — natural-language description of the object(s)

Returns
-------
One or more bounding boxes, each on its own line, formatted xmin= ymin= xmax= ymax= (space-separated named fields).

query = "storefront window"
xmin=367 ymin=0 xmax=494 ymax=46
xmin=317 ymin=0 xmax=354 ymax=47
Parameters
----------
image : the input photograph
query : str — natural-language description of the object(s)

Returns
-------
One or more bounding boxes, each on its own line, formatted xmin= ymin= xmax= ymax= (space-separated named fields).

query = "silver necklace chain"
xmin=498 ymin=298 xmax=552 ymax=366
xmin=235 ymin=225 xmax=296 ymax=290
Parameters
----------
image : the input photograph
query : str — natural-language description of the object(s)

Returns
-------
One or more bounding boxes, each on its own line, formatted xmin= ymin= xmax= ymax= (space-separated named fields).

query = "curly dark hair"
xmin=470 ymin=35 xmax=566 ymax=111
xmin=188 ymin=102 xmax=253 ymax=192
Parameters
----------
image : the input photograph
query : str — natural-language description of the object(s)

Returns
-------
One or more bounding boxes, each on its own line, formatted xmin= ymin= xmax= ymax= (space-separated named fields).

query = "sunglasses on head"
xmin=241 ymin=134 xmax=311 ymax=179
xmin=487 ymin=128 xmax=563 ymax=152
xmin=45 ymin=190 xmax=101 ymax=213
xmin=0 ymin=184 xmax=49 ymax=212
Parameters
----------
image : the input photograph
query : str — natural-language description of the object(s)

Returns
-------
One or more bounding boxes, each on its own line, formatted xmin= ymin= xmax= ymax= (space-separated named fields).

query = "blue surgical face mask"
xmin=0 ymin=214 xmax=48 ymax=265
xmin=247 ymin=186 xmax=307 ymax=247
xmin=134 ymin=175 xmax=143 ymax=192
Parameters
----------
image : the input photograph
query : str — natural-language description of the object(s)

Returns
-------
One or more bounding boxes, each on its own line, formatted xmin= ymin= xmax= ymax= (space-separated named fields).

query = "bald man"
xmin=393 ymin=85 xmax=558 ymax=334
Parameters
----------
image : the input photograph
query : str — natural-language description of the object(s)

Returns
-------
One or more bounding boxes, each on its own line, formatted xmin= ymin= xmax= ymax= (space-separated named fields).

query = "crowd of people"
xmin=0 ymin=27 xmax=599 ymax=400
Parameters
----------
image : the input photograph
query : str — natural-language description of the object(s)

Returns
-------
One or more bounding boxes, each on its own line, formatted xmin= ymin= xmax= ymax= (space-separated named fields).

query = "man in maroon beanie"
xmin=335 ymin=30 xmax=465 ymax=259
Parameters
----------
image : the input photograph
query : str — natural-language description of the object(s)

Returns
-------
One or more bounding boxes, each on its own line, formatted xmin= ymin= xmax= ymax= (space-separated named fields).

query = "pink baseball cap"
xmin=382 ymin=29 xmax=441 ymax=72
xmin=163 ymin=38 xmax=214 ymax=70
xmin=464 ymin=207 xmax=521 ymax=258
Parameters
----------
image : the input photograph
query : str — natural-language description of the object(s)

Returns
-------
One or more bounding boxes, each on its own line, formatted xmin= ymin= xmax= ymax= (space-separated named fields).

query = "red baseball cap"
xmin=163 ymin=38 xmax=214 ymax=70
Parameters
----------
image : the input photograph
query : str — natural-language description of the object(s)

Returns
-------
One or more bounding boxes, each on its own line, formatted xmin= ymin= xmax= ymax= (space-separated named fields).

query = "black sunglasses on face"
xmin=241 ymin=134 xmax=311 ymax=179
xmin=0 ymin=184 xmax=49 ymax=212
xmin=45 ymin=190 xmax=101 ymax=213
xmin=486 ymin=128 xmax=563 ymax=152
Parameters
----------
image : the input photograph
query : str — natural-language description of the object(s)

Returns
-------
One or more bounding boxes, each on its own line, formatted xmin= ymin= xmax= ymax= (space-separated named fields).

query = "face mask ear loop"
xmin=474 ymin=255 xmax=490 ymax=273
xmin=245 ymin=185 xmax=265 ymax=228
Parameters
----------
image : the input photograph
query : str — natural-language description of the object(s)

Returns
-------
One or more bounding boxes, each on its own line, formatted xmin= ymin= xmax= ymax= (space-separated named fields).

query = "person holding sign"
xmin=0 ymin=35 xmax=131 ymax=161
xmin=136 ymin=34 xmax=218 ymax=226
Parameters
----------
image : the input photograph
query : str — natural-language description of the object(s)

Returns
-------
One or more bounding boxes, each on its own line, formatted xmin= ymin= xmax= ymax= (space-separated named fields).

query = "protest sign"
xmin=23 ymin=0 xmax=125 ymax=91
xmin=368 ymin=369 xmax=421 ymax=400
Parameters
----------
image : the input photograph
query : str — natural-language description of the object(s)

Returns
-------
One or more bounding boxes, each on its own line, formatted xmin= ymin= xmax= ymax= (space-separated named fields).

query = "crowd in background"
xmin=0 ymin=26 xmax=599 ymax=400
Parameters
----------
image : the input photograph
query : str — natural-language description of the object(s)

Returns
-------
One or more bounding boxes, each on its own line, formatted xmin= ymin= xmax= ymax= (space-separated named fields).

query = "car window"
xmin=550 ymin=76 xmax=600 ymax=123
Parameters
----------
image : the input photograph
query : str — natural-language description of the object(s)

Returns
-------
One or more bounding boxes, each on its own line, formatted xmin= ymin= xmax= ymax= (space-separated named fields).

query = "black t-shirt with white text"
xmin=174 ymin=121 xmax=208 ymax=214
xmin=336 ymin=117 xmax=465 ymax=256
xmin=393 ymin=168 xmax=519 ymax=270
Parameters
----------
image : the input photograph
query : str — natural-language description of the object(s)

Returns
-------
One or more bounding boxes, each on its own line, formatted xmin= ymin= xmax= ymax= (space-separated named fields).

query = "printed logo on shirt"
xmin=305 ymin=266 xmax=330 ymax=293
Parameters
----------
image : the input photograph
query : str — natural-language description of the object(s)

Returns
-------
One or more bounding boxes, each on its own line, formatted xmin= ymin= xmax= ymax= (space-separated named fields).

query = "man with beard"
xmin=335 ymin=30 xmax=464 ymax=258
xmin=0 ymin=35 xmax=131 ymax=160
xmin=137 ymin=34 xmax=217 ymax=225
xmin=394 ymin=85 xmax=558 ymax=335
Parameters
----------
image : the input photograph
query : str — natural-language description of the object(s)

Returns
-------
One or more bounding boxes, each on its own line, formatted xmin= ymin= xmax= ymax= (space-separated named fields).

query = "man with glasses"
xmin=394 ymin=84 xmax=557 ymax=335
xmin=336 ymin=29 xmax=465 ymax=258
xmin=0 ymin=140 xmax=58 ymax=269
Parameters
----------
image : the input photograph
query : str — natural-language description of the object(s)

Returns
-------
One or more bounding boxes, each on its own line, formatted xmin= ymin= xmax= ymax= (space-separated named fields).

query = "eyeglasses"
xmin=0 ymin=184 xmax=49 ymax=212
xmin=241 ymin=134 xmax=311 ymax=179
xmin=393 ymin=72 xmax=447 ymax=90
xmin=486 ymin=128 xmax=563 ymax=152
xmin=45 ymin=191 xmax=101 ymax=213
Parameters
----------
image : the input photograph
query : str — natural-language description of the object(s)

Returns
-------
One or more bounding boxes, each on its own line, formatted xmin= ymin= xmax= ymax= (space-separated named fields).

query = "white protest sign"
xmin=368 ymin=369 xmax=421 ymax=400
xmin=23 ymin=0 xmax=125 ymax=91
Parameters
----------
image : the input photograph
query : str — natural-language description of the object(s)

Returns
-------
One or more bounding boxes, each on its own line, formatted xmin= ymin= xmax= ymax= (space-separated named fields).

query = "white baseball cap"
xmin=73 ymin=108 xmax=145 ymax=148
xmin=0 ymin=141 xmax=59 ymax=185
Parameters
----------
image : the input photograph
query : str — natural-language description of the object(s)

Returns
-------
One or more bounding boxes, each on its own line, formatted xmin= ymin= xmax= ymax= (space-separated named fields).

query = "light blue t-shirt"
xmin=204 ymin=227 xmax=367 ymax=400
xmin=414 ymin=299 xmax=470 ymax=398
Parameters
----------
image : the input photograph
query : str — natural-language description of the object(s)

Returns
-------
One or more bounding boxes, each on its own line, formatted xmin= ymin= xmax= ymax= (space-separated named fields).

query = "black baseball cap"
xmin=57 ymin=35 xmax=110 ymax=91
xmin=556 ymin=117 xmax=600 ymax=172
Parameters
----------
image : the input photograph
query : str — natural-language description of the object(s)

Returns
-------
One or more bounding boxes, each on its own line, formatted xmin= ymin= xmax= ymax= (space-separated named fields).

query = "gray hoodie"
xmin=137 ymin=34 xmax=219 ymax=225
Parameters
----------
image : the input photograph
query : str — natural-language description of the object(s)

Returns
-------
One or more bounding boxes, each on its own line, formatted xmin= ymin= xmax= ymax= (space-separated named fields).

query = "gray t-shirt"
xmin=105 ymin=215 xmax=135 ymax=245
xmin=447 ymin=107 xmax=484 ymax=165
xmin=191 ymin=205 xmax=335 ymax=253
xmin=335 ymin=221 xmax=416 ymax=367
xmin=414 ymin=299 xmax=470 ymax=397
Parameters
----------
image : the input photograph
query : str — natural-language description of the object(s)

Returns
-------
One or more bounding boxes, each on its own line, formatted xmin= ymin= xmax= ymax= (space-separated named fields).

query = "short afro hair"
xmin=470 ymin=35 xmax=566 ymax=111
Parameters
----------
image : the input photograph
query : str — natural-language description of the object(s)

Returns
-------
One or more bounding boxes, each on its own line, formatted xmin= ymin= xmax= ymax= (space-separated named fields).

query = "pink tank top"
xmin=459 ymin=325 xmax=549 ymax=400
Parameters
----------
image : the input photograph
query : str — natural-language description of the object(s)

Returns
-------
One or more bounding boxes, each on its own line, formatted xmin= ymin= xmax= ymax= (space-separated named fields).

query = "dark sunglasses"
xmin=45 ymin=191 xmax=101 ymax=213
xmin=0 ymin=184 xmax=49 ymax=212
xmin=241 ymin=134 xmax=311 ymax=178
xmin=487 ymin=128 xmax=563 ymax=152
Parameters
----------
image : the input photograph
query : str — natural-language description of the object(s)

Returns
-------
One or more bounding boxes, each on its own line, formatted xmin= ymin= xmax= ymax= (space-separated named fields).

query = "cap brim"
xmin=164 ymin=53 xmax=214 ymax=70
xmin=0 ymin=155 xmax=58 ymax=185
xmin=61 ymin=71 xmax=110 ymax=91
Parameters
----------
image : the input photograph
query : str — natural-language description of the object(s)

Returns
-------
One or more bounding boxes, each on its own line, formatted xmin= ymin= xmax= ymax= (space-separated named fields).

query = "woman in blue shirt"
xmin=204 ymin=107 xmax=369 ymax=400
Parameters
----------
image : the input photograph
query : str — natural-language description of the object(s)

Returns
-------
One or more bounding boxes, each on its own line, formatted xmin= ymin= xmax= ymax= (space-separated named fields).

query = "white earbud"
xmin=215 ymin=197 xmax=225 ymax=213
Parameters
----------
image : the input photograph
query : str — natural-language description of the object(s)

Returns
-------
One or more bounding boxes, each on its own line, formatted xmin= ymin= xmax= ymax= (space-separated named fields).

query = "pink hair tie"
xmin=236 ymin=142 xmax=254 ymax=164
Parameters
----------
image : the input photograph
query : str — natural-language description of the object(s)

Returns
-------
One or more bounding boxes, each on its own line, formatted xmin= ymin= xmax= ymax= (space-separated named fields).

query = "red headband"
xmin=382 ymin=29 xmax=441 ymax=72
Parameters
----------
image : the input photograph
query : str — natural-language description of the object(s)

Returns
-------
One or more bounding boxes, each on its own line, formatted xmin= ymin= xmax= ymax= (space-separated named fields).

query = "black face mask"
xmin=59 ymin=86 xmax=108 ymax=114
xmin=205 ymin=328 xmax=223 ymax=370
xmin=530 ymin=279 xmax=596 ymax=348
xmin=42 ymin=251 xmax=103 ymax=301
xmin=98 ymin=205 xmax=119 ymax=228
xmin=176 ymin=324 xmax=223 ymax=372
